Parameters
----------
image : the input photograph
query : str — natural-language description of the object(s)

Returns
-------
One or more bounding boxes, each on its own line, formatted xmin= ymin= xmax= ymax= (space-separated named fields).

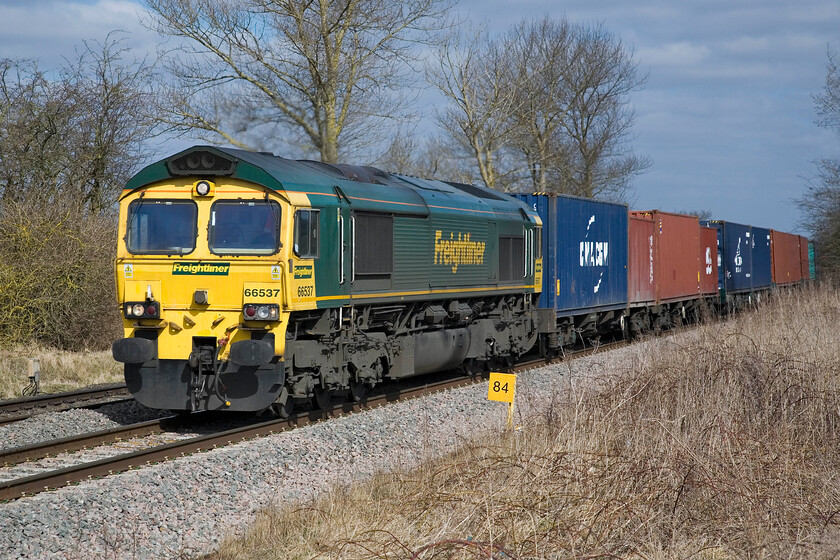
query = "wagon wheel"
xmin=271 ymin=387 xmax=294 ymax=418
xmin=348 ymin=380 xmax=366 ymax=402
xmin=312 ymin=387 xmax=332 ymax=410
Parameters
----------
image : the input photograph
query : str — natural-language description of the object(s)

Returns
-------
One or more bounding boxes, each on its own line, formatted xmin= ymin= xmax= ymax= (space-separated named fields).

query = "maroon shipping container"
xmin=799 ymin=236 xmax=809 ymax=281
xmin=629 ymin=214 xmax=655 ymax=304
xmin=771 ymin=230 xmax=802 ymax=286
xmin=630 ymin=211 xmax=702 ymax=303
xmin=699 ymin=226 xmax=718 ymax=295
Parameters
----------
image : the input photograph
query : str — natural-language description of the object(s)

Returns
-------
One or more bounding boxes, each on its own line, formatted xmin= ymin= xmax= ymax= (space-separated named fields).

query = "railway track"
xmin=0 ymin=338 xmax=629 ymax=501
xmin=0 ymin=383 xmax=131 ymax=426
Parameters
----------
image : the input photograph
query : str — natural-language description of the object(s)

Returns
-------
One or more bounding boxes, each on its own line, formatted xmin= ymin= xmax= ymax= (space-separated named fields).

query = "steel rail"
xmin=0 ymin=416 xmax=186 ymax=466
xmin=0 ymin=384 xmax=130 ymax=426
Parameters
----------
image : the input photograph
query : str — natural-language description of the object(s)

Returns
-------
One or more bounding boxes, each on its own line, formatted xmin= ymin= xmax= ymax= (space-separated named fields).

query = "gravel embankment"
xmin=0 ymin=337 xmax=666 ymax=560
xmin=0 ymin=401 xmax=170 ymax=451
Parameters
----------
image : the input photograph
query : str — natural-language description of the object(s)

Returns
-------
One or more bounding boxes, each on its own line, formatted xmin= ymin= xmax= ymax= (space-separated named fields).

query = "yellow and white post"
xmin=487 ymin=372 xmax=517 ymax=429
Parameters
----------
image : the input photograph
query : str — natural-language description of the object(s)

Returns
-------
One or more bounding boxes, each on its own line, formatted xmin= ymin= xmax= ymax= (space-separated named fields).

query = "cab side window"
xmin=294 ymin=209 xmax=320 ymax=258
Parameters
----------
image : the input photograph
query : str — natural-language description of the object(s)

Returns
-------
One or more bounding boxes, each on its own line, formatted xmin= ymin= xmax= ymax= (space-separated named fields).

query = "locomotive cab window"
xmin=294 ymin=209 xmax=320 ymax=258
xmin=209 ymin=200 xmax=281 ymax=255
xmin=126 ymin=199 xmax=197 ymax=255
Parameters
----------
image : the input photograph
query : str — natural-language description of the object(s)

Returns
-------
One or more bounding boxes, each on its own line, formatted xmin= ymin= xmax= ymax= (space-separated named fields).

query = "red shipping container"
xmin=631 ymin=211 xmax=701 ymax=303
xmin=799 ymin=235 xmax=809 ymax=281
xmin=629 ymin=214 xmax=655 ymax=304
xmin=771 ymin=230 xmax=802 ymax=286
xmin=699 ymin=226 xmax=718 ymax=295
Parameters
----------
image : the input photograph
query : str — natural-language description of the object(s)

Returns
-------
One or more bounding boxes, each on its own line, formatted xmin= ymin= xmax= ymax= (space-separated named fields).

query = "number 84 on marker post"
xmin=487 ymin=372 xmax=516 ymax=403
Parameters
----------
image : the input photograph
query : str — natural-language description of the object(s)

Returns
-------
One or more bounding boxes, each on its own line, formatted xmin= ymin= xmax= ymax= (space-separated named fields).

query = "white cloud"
xmin=0 ymin=0 xmax=154 ymax=67
xmin=638 ymin=42 xmax=710 ymax=67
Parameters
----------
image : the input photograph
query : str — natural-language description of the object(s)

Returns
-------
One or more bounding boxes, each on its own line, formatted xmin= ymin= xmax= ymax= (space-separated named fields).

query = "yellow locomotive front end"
xmin=112 ymin=149 xmax=297 ymax=412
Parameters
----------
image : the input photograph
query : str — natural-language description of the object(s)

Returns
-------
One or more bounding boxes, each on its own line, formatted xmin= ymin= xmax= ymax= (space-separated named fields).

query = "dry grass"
xmin=208 ymin=285 xmax=840 ymax=560
xmin=0 ymin=344 xmax=122 ymax=399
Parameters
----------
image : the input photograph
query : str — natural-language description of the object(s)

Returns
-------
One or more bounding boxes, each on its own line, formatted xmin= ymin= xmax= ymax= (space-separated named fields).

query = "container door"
xmin=751 ymin=227 xmax=772 ymax=289
xmin=629 ymin=215 xmax=655 ymax=304
xmin=699 ymin=226 xmax=718 ymax=295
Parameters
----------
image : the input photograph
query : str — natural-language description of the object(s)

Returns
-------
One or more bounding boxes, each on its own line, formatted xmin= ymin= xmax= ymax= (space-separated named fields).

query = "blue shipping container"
xmin=702 ymin=220 xmax=771 ymax=294
xmin=751 ymin=226 xmax=772 ymax=289
xmin=514 ymin=193 xmax=628 ymax=317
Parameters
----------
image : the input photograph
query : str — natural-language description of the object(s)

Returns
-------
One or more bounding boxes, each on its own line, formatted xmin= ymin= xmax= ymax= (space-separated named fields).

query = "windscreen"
xmin=126 ymin=200 xmax=197 ymax=255
xmin=209 ymin=200 xmax=281 ymax=255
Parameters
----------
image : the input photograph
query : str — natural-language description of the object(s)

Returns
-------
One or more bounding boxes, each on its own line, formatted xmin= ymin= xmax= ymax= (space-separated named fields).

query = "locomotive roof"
xmin=124 ymin=145 xmax=539 ymax=222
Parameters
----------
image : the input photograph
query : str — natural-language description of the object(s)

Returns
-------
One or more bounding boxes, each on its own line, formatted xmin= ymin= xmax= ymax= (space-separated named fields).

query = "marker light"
xmin=242 ymin=304 xmax=279 ymax=322
xmin=124 ymin=301 xmax=161 ymax=319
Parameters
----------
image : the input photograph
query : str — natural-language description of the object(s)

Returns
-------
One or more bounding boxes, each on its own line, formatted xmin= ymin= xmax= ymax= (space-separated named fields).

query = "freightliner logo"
xmin=434 ymin=231 xmax=486 ymax=273
xmin=172 ymin=262 xmax=230 ymax=276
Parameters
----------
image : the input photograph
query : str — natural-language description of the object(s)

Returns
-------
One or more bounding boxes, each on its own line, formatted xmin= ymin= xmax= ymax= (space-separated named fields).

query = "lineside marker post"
xmin=487 ymin=372 xmax=517 ymax=429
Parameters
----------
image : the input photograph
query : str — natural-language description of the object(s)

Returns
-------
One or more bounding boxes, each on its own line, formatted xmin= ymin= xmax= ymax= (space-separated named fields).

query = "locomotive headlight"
xmin=132 ymin=304 xmax=145 ymax=316
xmin=193 ymin=180 xmax=215 ymax=197
xmin=256 ymin=306 xmax=270 ymax=320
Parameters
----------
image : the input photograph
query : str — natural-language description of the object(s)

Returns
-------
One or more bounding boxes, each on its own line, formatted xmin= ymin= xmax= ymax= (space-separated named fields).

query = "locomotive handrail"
xmin=278 ymin=260 xmax=291 ymax=310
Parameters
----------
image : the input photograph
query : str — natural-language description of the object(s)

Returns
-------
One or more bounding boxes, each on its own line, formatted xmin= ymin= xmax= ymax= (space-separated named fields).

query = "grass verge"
xmin=0 ymin=344 xmax=122 ymax=399
xmin=214 ymin=285 xmax=840 ymax=558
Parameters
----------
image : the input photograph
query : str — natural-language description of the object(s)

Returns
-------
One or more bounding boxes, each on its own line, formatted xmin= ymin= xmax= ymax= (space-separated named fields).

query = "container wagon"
xmin=703 ymin=220 xmax=775 ymax=308
xmin=770 ymin=230 xmax=803 ymax=286
xmin=627 ymin=211 xmax=717 ymax=334
xmin=513 ymin=193 xmax=628 ymax=353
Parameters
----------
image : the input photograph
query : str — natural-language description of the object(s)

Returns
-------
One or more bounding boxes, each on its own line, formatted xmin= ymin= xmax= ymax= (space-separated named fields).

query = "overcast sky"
xmin=1 ymin=0 xmax=839 ymax=233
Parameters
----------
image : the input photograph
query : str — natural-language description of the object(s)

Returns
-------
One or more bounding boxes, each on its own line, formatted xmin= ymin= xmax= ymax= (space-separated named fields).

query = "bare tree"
xmin=799 ymin=47 xmax=840 ymax=278
xmin=677 ymin=209 xmax=713 ymax=221
xmin=145 ymin=0 xmax=453 ymax=162
xmin=815 ymin=48 xmax=840 ymax=135
xmin=0 ymin=34 xmax=154 ymax=211
xmin=428 ymin=26 xmax=520 ymax=189
xmin=557 ymin=22 xmax=649 ymax=199
xmin=431 ymin=16 xmax=648 ymax=199
xmin=506 ymin=18 xmax=574 ymax=193
xmin=375 ymin=131 xmax=469 ymax=181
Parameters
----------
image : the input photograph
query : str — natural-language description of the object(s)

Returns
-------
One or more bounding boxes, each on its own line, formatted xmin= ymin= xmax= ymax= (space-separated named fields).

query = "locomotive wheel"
xmin=348 ymin=380 xmax=366 ymax=402
xmin=271 ymin=387 xmax=293 ymax=419
xmin=312 ymin=387 xmax=331 ymax=410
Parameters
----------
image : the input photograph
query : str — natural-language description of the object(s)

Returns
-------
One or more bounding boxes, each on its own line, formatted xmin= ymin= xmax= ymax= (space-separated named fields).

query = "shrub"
xmin=0 ymin=199 xmax=121 ymax=350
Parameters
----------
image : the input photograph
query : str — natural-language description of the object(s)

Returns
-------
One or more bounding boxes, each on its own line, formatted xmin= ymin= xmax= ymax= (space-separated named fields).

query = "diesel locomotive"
xmin=112 ymin=146 xmax=543 ymax=415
